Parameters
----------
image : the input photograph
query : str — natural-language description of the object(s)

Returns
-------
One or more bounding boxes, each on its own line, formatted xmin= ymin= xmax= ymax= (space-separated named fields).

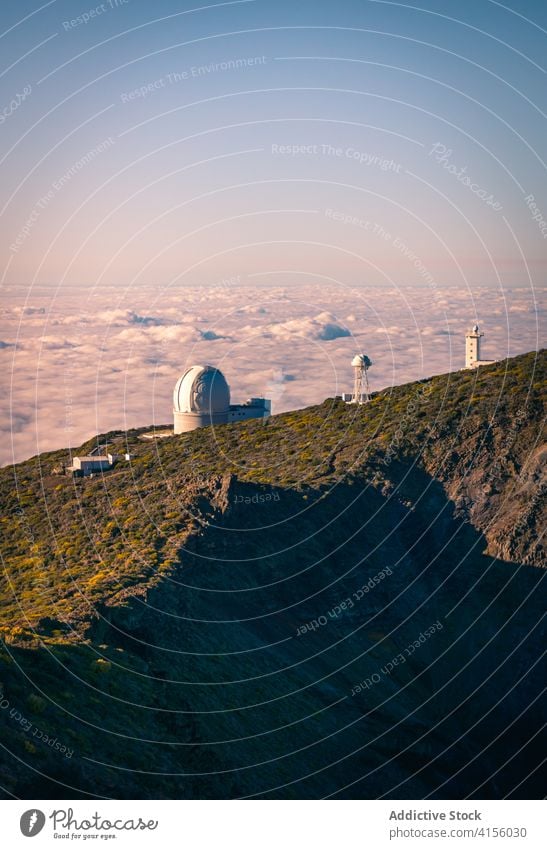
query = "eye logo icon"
xmin=20 ymin=810 xmax=46 ymax=837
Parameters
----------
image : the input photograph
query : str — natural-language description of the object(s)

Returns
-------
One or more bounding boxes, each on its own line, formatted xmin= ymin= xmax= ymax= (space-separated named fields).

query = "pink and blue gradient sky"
xmin=0 ymin=0 xmax=545 ymax=462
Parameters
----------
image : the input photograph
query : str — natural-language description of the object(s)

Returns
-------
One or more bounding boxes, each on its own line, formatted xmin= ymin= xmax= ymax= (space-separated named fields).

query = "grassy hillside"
xmin=1 ymin=349 xmax=544 ymax=640
xmin=0 ymin=350 xmax=544 ymax=799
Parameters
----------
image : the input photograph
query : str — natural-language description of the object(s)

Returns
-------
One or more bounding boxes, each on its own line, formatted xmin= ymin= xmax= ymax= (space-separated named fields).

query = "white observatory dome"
xmin=173 ymin=365 xmax=230 ymax=414
xmin=351 ymin=354 xmax=372 ymax=368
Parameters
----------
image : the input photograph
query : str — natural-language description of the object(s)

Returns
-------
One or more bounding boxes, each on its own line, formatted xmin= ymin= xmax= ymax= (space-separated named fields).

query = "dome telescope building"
xmin=173 ymin=365 xmax=230 ymax=433
xmin=173 ymin=364 xmax=271 ymax=433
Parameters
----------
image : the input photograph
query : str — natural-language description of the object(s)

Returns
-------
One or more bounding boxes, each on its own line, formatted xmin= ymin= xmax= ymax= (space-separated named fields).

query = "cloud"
xmin=0 ymin=283 xmax=542 ymax=466
xmin=259 ymin=311 xmax=351 ymax=342
xmin=117 ymin=325 xmax=197 ymax=344
xmin=375 ymin=325 xmax=405 ymax=335
xmin=127 ymin=312 xmax=171 ymax=327
xmin=94 ymin=309 xmax=173 ymax=327
xmin=200 ymin=330 xmax=229 ymax=341
xmin=236 ymin=305 xmax=269 ymax=315
xmin=38 ymin=336 xmax=79 ymax=350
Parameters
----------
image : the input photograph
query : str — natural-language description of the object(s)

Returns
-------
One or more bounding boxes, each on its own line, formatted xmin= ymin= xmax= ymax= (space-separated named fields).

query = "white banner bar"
xmin=1 ymin=800 xmax=544 ymax=848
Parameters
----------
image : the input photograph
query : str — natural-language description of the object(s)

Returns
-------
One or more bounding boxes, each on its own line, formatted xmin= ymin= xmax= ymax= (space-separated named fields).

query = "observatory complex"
xmin=173 ymin=364 xmax=271 ymax=433
xmin=171 ymin=324 xmax=491 ymax=436
xmin=464 ymin=324 xmax=496 ymax=369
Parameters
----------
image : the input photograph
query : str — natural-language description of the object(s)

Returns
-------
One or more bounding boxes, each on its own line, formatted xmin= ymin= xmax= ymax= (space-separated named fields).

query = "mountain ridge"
xmin=0 ymin=349 xmax=544 ymax=799
xmin=2 ymin=349 xmax=544 ymax=638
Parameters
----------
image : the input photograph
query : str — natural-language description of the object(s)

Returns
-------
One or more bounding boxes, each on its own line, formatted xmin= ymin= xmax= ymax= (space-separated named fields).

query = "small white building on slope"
xmin=71 ymin=455 xmax=112 ymax=476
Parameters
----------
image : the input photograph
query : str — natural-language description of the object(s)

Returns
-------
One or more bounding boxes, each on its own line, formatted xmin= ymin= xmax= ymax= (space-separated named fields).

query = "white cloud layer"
xmin=0 ymin=283 xmax=544 ymax=466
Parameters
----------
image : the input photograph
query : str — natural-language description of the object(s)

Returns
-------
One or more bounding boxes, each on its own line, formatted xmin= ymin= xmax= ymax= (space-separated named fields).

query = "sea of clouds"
xmin=0 ymin=282 xmax=544 ymax=466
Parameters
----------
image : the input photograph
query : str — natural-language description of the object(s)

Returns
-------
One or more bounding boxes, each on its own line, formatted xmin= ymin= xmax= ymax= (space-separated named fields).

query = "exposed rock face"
xmin=423 ymin=413 xmax=545 ymax=568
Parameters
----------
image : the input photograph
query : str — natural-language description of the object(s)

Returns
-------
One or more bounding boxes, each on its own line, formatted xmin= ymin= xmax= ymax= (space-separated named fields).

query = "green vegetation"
xmin=0 ymin=350 xmax=544 ymax=639
xmin=0 ymin=350 xmax=544 ymax=799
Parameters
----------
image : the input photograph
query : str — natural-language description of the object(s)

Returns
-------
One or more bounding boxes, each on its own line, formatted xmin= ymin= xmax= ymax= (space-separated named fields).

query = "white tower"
xmin=350 ymin=354 xmax=372 ymax=403
xmin=465 ymin=324 xmax=483 ymax=369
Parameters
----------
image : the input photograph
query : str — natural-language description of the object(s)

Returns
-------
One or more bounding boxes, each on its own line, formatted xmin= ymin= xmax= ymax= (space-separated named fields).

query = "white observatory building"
xmin=464 ymin=324 xmax=496 ymax=369
xmin=341 ymin=354 xmax=372 ymax=404
xmin=173 ymin=364 xmax=271 ymax=433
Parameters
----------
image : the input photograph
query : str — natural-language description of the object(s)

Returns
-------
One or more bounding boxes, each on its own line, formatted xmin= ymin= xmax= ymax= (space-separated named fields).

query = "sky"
xmin=0 ymin=0 xmax=545 ymax=463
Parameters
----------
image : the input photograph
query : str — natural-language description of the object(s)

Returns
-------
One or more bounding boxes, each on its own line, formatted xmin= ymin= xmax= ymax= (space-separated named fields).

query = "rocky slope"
xmin=0 ymin=350 xmax=544 ymax=798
